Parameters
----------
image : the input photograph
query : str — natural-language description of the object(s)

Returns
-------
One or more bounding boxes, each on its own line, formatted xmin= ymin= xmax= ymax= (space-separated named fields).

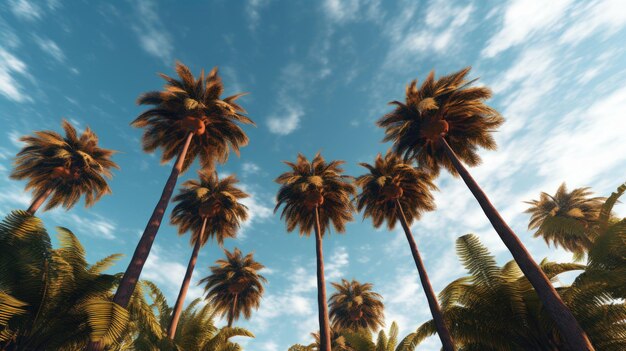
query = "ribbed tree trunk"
xmin=313 ymin=207 xmax=331 ymax=351
xmin=27 ymin=188 xmax=52 ymax=214
xmin=227 ymin=293 xmax=238 ymax=328
xmin=396 ymin=200 xmax=455 ymax=351
xmin=440 ymin=138 xmax=594 ymax=351
xmin=85 ymin=132 xmax=194 ymax=351
xmin=167 ymin=216 xmax=207 ymax=339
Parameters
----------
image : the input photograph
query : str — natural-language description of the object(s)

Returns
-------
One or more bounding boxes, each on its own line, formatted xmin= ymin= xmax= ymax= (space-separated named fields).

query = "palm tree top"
xmin=356 ymin=150 xmax=437 ymax=230
xmin=132 ymin=61 xmax=255 ymax=172
xmin=525 ymin=182 xmax=605 ymax=258
xmin=10 ymin=119 xmax=119 ymax=211
xmin=377 ymin=67 xmax=504 ymax=176
xmin=171 ymin=170 xmax=249 ymax=247
xmin=200 ymin=248 xmax=267 ymax=326
xmin=329 ymin=279 xmax=385 ymax=332
xmin=274 ymin=152 xmax=357 ymax=236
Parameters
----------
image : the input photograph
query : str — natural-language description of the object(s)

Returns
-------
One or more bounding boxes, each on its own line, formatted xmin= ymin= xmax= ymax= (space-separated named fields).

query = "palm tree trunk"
xmin=167 ymin=216 xmax=207 ymax=339
xmin=227 ymin=293 xmax=238 ymax=328
xmin=85 ymin=132 xmax=194 ymax=351
xmin=396 ymin=200 xmax=455 ymax=351
xmin=27 ymin=188 xmax=52 ymax=214
xmin=440 ymin=137 xmax=594 ymax=351
xmin=313 ymin=207 xmax=331 ymax=351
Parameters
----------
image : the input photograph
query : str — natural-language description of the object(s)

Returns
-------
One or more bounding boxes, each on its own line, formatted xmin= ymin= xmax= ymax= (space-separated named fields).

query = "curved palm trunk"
xmin=167 ymin=216 xmax=207 ymax=339
xmin=85 ymin=132 xmax=194 ymax=351
xmin=440 ymin=138 xmax=594 ymax=351
xmin=313 ymin=207 xmax=331 ymax=351
xmin=396 ymin=200 xmax=455 ymax=351
xmin=27 ymin=188 xmax=53 ymax=215
xmin=227 ymin=293 xmax=238 ymax=328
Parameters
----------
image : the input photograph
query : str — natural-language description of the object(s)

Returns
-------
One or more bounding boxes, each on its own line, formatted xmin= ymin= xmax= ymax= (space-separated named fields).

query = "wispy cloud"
xmin=246 ymin=0 xmax=271 ymax=31
xmin=33 ymin=35 xmax=65 ymax=63
xmin=0 ymin=49 xmax=30 ymax=102
xmin=266 ymin=64 xmax=308 ymax=135
xmin=482 ymin=0 xmax=572 ymax=58
xmin=9 ymin=0 xmax=42 ymax=21
xmin=267 ymin=105 xmax=304 ymax=136
xmin=132 ymin=0 xmax=174 ymax=64
xmin=560 ymin=0 xmax=626 ymax=45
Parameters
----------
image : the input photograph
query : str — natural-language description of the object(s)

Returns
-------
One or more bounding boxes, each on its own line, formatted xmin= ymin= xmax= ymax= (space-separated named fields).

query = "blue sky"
xmin=1 ymin=0 xmax=626 ymax=349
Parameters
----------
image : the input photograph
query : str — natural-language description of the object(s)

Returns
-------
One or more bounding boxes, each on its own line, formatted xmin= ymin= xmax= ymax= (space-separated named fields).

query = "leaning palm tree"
xmin=525 ymin=183 xmax=605 ymax=261
xmin=377 ymin=67 xmax=594 ymax=350
xmin=10 ymin=120 xmax=118 ymax=214
xmin=199 ymin=248 xmax=266 ymax=327
xmin=167 ymin=171 xmax=249 ymax=339
xmin=275 ymin=153 xmax=357 ymax=351
xmin=328 ymin=279 xmax=384 ymax=333
xmin=355 ymin=151 xmax=454 ymax=350
xmin=109 ymin=61 xmax=253 ymax=320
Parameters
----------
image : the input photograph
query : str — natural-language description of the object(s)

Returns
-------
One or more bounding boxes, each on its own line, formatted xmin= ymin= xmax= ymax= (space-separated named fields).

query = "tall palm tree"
xmin=525 ymin=183 xmax=605 ymax=260
xmin=407 ymin=234 xmax=625 ymax=350
xmin=10 ymin=120 xmax=118 ymax=214
xmin=199 ymin=248 xmax=266 ymax=327
xmin=377 ymin=67 xmax=594 ymax=350
xmin=355 ymin=151 xmax=454 ymax=350
xmin=290 ymin=323 xmax=417 ymax=351
xmin=167 ymin=171 xmax=248 ymax=339
xmin=328 ymin=279 xmax=384 ymax=333
xmin=109 ymin=61 xmax=253 ymax=318
xmin=274 ymin=153 xmax=357 ymax=351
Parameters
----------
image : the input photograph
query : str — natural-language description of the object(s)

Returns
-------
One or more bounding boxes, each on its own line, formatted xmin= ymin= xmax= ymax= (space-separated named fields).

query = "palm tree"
xmin=10 ymin=120 xmax=118 ymax=214
xmin=525 ymin=183 xmax=605 ymax=260
xmin=110 ymin=61 xmax=253 ymax=317
xmin=0 ymin=211 xmax=155 ymax=350
xmin=328 ymin=279 xmax=384 ymax=333
xmin=274 ymin=153 xmax=357 ymax=351
xmin=377 ymin=67 xmax=594 ymax=350
xmin=407 ymin=234 xmax=625 ymax=350
xmin=199 ymin=248 xmax=266 ymax=327
xmin=355 ymin=151 xmax=454 ymax=350
xmin=290 ymin=323 xmax=418 ymax=351
xmin=167 ymin=171 xmax=248 ymax=339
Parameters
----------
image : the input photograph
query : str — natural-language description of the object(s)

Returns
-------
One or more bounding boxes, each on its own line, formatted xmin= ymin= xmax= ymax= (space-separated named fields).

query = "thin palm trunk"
xmin=396 ymin=199 xmax=455 ymax=351
xmin=313 ymin=207 xmax=331 ymax=351
xmin=27 ymin=188 xmax=52 ymax=215
xmin=227 ymin=293 xmax=238 ymax=328
xmin=440 ymin=137 xmax=594 ymax=351
xmin=85 ymin=132 xmax=194 ymax=351
xmin=167 ymin=216 xmax=207 ymax=339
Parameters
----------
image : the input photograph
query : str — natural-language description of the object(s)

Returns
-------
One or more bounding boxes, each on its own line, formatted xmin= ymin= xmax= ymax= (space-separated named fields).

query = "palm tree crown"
xmin=356 ymin=151 xmax=437 ymax=230
xmin=171 ymin=170 xmax=249 ymax=246
xmin=199 ymin=248 xmax=266 ymax=326
xmin=132 ymin=61 xmax=254 ymax=172
xmin=329 ymin=279 xmax=385 ymax=332
xmin=525 ymin=183 xmax=605 ymax=259
xmin=10 ymin=120 xmax=118 ymax=211
xmin=274 ymin=153 xmax=357 ymax=235
xmin=377 ymin=67 xmax=504 ymax=176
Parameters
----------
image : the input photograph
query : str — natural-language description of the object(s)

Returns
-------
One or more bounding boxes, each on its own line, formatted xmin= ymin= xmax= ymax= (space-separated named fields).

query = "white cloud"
xmin=560 ymin=0 xmax=626 ymax=45
xmin=323 ymin=0 xmax=361 ymax=22
xmin=325 ymin=246 xmax=349 ymax=281
xmin=33 ymin=35 xmax=65 ymax=62
xmin=238 ymin=183 xmax=273 ymax=236
xmin=246 ymin=0 xmax=271 ymax=31
xmin=132 ymin=0 xmax=173 ymax=64
xmin=241 ymin=162 xmax=261 ymax=177
xmin=267 ymin=104 xmax=303 ymax=135
xmin=50 ymin=212 xmax=117 ymax=240
xmin=9 ymin=0 xmax=42 ymax=21
xmin=383 ymin=2 xmax=473 ymax=70
xmin=482 ymin=0 xmax=572 ymax=58
xmin=0 ymin=49 xmax=30 ymax=102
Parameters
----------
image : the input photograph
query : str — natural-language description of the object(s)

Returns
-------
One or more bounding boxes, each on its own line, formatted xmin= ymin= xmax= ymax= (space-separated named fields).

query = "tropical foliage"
xmin=200 ymin=248 xmax=266 ymax=327
xmin=10 ymin=120 xmax=118 ymax=213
